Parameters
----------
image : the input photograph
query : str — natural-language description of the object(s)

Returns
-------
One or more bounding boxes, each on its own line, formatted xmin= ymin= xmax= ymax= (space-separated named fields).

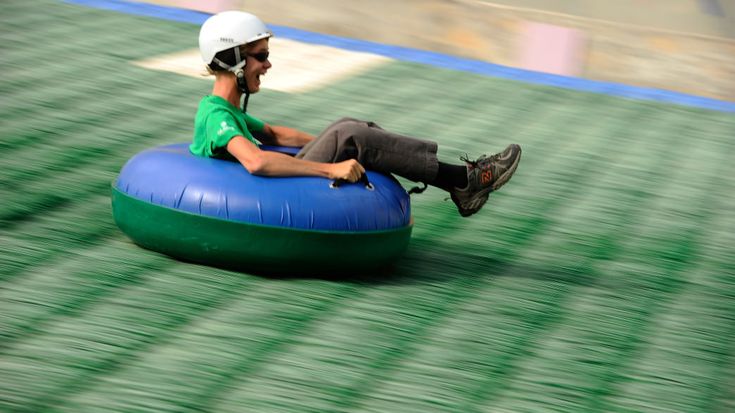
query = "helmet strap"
xmin=240 ymin=91 xmax=250 ymax=113
xmin=235 ymin=68 xmax=250 ymax=112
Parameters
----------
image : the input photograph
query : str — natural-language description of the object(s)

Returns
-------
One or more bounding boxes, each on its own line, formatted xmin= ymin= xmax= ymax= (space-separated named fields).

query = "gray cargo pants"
xmin=296 ymin=117 xmax=439 ymax=183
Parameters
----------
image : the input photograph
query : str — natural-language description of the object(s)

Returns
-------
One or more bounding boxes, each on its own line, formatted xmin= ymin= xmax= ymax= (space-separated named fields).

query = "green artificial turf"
xmin=1 ymin=1 xmax=734 ymax=412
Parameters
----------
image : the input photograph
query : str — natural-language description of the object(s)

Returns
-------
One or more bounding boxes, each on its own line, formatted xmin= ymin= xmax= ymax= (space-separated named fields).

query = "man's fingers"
xmin=347 ymin=170 xmax=357 ymax=182
xmin=334 ymin=160 xmax=365 ymax=182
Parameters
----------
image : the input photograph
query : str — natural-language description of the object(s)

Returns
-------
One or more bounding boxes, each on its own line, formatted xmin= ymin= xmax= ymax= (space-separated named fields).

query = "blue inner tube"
xmin=111 ymin=143 xmax=413 ymax=272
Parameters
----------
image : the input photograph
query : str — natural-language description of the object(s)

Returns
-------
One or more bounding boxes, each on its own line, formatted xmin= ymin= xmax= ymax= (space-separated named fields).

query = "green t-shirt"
xmin=190 ymin=95 xmax=266 ymax=157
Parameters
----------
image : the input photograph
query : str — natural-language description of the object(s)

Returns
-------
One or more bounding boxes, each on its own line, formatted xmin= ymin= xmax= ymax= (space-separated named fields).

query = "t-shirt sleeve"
xmin=244 ymin=112 xmax=265 ymax=133
xmin=205 ymin=109 xmax=247 ymax=155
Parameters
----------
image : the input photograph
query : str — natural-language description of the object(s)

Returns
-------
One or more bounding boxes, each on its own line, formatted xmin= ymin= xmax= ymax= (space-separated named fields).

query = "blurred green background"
xmin=1 ymin=1 xmax=734 ymax=412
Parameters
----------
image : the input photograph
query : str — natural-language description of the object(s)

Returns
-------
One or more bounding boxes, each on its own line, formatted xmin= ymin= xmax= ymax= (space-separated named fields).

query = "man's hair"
xmin=205 ymin=43 xmax=251 ymax=75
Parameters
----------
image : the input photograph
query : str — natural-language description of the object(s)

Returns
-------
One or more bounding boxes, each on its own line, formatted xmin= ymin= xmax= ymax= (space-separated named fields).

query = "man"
xmin=190 ymin=11 xmax=521 ymax=217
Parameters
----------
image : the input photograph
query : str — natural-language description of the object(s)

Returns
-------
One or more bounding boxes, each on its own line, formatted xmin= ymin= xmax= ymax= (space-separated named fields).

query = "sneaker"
xmin=450 ymin=144 xmax=522 ymax=217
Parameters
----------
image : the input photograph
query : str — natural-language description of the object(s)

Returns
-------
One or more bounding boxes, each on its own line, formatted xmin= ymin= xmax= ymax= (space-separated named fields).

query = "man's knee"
xmin=333 ymin=118 xmax=373 ymax=137
xmin=330 ymin=117 xmax=362 ymax=129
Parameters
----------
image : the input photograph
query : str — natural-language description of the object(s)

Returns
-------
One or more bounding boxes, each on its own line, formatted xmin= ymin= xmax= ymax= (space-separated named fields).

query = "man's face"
xmin=245 ymin=38 xmax=271 ymax=93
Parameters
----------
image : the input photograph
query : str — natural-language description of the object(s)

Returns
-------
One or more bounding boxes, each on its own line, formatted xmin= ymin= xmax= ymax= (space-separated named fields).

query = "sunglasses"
xmin=247 ymin=51 xmax=270 ymax=62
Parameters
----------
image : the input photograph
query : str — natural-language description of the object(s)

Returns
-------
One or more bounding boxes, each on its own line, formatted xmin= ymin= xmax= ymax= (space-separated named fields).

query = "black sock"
xmin=430 ymin=162 xmax=468 ymax=192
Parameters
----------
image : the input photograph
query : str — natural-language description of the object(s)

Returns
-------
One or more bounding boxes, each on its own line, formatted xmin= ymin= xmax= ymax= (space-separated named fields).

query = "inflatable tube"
xmin=111 ymin=143 xmax=412 ymax=273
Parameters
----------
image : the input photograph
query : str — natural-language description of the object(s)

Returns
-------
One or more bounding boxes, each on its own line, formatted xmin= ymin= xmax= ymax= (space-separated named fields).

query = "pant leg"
xmin=296 ymin=117 xmax=439 ymax=183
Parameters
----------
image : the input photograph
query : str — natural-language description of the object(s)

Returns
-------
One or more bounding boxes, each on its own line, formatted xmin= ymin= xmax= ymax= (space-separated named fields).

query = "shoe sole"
xmin=458 ymin=197 xmax=487 ymax=217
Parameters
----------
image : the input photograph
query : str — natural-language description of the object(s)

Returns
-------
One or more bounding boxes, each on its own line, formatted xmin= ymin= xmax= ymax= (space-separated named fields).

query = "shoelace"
xmin=461 ymin=153 xmax=500 ymax=168
xmin=459 ymin=153 xmax=476 ymax=167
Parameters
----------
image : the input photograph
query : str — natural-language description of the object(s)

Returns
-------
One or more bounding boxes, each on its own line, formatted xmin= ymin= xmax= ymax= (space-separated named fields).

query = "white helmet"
xmin=199 ymin=11 xmax=272 ymax=71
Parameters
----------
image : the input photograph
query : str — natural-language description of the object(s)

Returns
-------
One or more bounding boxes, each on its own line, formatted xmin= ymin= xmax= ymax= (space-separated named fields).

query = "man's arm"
xmin=226 ymin=136 xmax=364 ymax=182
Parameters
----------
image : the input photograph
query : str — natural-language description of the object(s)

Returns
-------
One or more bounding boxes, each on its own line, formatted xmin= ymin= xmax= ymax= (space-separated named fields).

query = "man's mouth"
xmin=251 ymin=72 xmax=266 ymax=89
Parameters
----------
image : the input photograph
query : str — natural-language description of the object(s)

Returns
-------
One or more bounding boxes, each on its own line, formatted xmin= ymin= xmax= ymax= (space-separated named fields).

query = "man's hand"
xmin=328 ymin=159 xmax=365 ymax=182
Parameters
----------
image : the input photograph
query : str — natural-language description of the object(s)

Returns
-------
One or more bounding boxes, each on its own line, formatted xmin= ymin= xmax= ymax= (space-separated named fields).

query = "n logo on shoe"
xmin=480 ymin=170 xmax=493 ymax=185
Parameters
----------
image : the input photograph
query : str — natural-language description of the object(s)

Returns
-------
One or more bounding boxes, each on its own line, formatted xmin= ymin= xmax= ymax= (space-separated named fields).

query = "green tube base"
xmin=111 ymin=187 xmax=412 ymax=274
